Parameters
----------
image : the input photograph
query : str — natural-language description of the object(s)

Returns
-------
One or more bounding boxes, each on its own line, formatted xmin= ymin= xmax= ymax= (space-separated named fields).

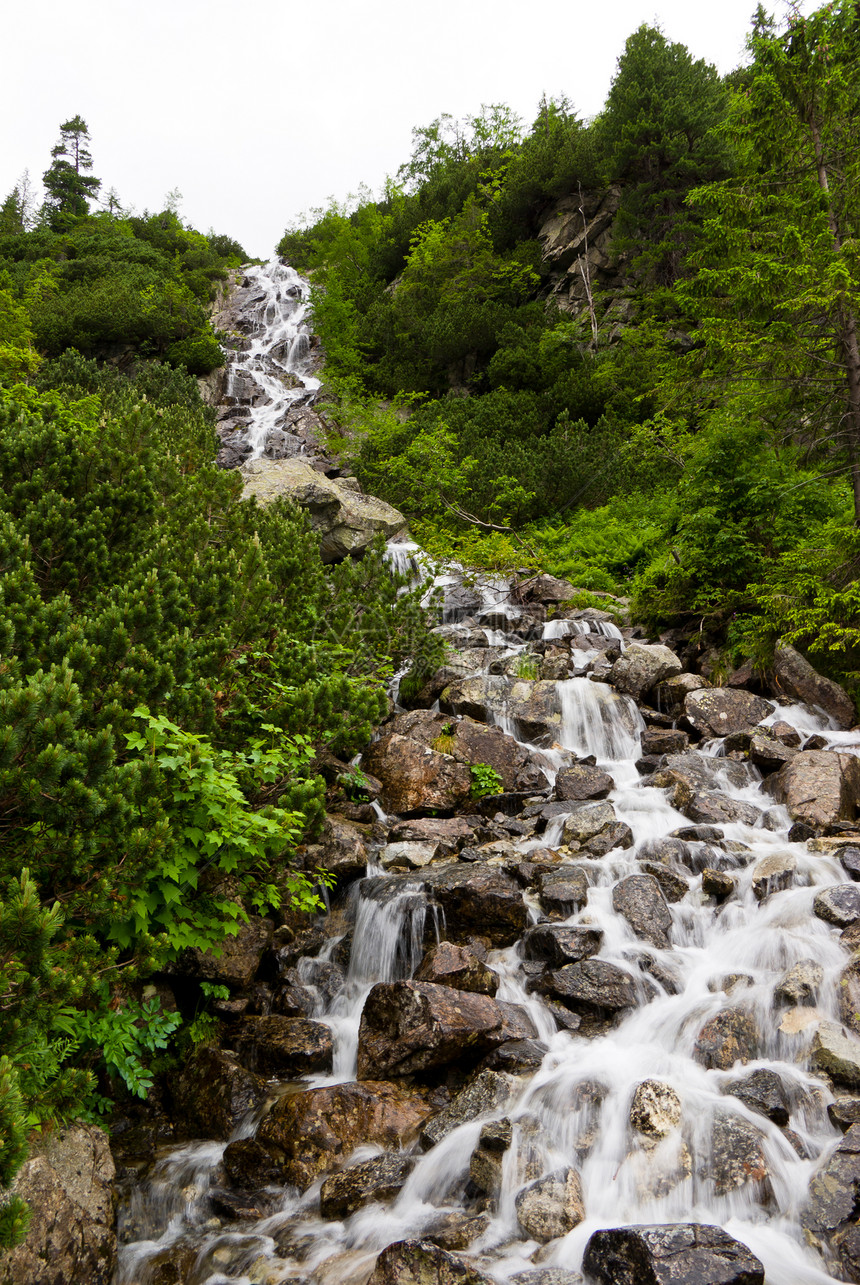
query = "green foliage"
xmin=469 ymin=763 xmax=504 ymax=798
xmin=53 ymin=995 xmax=182 ymax=1101
xmin=42 ymin=116 xmax=101 ymax=230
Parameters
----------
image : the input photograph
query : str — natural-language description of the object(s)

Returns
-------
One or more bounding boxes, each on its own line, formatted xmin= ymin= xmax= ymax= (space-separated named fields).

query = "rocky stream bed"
xmin=5 ymin=261 xmax=860 ymax=1285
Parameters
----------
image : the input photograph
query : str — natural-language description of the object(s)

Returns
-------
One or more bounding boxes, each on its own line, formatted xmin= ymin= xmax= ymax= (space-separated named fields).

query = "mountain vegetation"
xmin=0 ymin=123 xmax=441 ymax=1242
xmin=279 ymin=1 xmax=860 ymax=699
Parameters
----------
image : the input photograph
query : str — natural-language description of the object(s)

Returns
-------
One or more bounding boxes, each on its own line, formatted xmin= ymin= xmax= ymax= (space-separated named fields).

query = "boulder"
xmin=811 ymin=1023 xmax=860 ymax=1087
xmin=319 ymin=1153 xmax=414 ymax=1219
xmin=537 ymin=866 xmax=589 ymax=918
xmin=366 ymin=1240 xmax=497 ymax=1285
xmin=440 ymin=676 xmax=562 ymax=743
xmin=241 ymin=458 xmax=407 ymax=561
xmin=356 ymin=981 xmax=534 ymax=1078
xmin=803 ymin=1123 xmax=860 ymax=1275
xmin=362 ymin=733 xmax=472 ymax=815
xmin=415 ymin=942 xmax=498 ymax=995
xmin=534 ymin=960 xmax=638 ymax=1028
xmin=446 ymin=717 xmax=546 ymax=792
xmin=748 ymin=731 xmax=798 ymax=772
xmin=639 ymin=861 xmax=689 ymax=903
xmin=653 ymin=673 xmax=711 ymax=718
xmin=555 ymin=763 xmax=614 ymax=801
xmin=521 ymin=925 xmax=603 ymax=967
xmin=380 ymin=840 xmax=442 ymax=870
xmin=511 ymin=1272 xmax=582 ymax=1285
xmin=775 ymin=959 xmax=824 ymax=1007
xmin=177 ymin=916 xmax=273 ymax=988
xmin=424 ymin=864 xmax=529 ymax=945
xmin=767 ymin=751 xmax=860 ymax=829
xmin=225 ymin=1080 xmax=432 ymax=1190
xmin=172 ymin=1045 xmax=265 ymax=1140
xmin=629 ymin=1080 xmax=682 ymax=1137
xmin=515 ymin=1169 xmax=585 ymax=1243
xmin=639 ymin=728 xmax=688 ymax=756
xmin=425 ymin=1212 xmax=493 ymax=1253
xmin=420 ymin=1070 xmax=517 ymax=1150
xmin=469 ymin=1118 xmax=513 ymax=1197
xmin=1 ymin=1124 xmax=116 ymax=1285
xmin=693 ymin=1007 xmax=759 ymax=1069
xmin=386 ymin=816 xmax=485 ymax=855
xmin=584 ymin=1224 xmax=764 ymax=1285
xmin=683 ymin=688 xmax=772 ymax=738
xmin=612 ymin=875 xmax=672 ymax=949
xmin=773 ymin=644 xmax=856 ymax=730
xmin=814 ymin=884 xmax=860 ymax=928
xmin=702 ymin=868 xmax=736 ymax=900
xmin=232 ymin=1016 xmax=333 ymax=1077
xmin=829 ymin=1097 xmax=860 ymax=1133
xmin=562 ymin=802 xmax=633 ymax=854
xmin=841 ymin=958 xmax=860 ymax=1035
xmin=311 ymin=817 xmax=369 ymax=882
xmin=723 ymin=1069 xmax=790 ymax=1127
xmin=676 ymin=790 xmax=763 ymax=828
xmin=750 ymin=852 xmax=797 ymax=901
xmin=607 ymin=643 xmax=682 ymax=702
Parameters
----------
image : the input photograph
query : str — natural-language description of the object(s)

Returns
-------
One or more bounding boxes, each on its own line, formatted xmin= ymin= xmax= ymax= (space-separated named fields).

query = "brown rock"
xmin=2 ymin=1125 xmax=116 ymax=1285
xmin=178 ymin=917 xmax=273 ymax=988
xmin=172 ymin=1045 xmax=265 ymax=1140
xmin=232 ymin=1016 xmax=333 ymax=1077
xmin=319 ymin=1154 xmax=414 ymax=1219
xmin=362 ymin=733 xmax=472 ymax=815
xmin=515 ymin=1168 xmax=585 ymax=1242
xmin=612 ymin=875 xmax=672 ymax=950
xmin=366 ymin=1240 xmax=497 ymax=1285
xmin=555 ymin=764 xmax=614 ymax=801
xmin=653 ymin=673 xmax=711 ymax=718
xmin=225 ymin=1081 xmax=432 ymax=1190
xmin=772 ymin=644 xmax=856 ymax=730
xmin=767 ymin=751 xmax=860 ymax=829
xmin=709 ymin=1112 xmax=770 ymax=1196
xmin=415 ymin=942 xmax=498 ymax=995
xmin=693 ymin=1008 xmax=759 ymax=1069
xmin=424 ymin=863 xmax=528 ymax=945
xmin=607 ymin=644 xmax=682 ymax=702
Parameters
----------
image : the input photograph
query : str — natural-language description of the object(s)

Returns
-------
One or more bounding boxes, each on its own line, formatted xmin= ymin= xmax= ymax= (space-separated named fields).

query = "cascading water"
xmin=222 ymin=259 xmax=320 ymax=461
xmin=115 ymin=279 xmax=860 ymax=1284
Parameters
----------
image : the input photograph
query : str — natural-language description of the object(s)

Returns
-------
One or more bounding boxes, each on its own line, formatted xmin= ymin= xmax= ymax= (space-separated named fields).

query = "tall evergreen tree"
xmin=42 ymin=116 xmax=101 ymax=229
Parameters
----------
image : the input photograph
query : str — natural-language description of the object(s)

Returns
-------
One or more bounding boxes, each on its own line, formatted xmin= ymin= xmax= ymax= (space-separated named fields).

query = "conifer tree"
xmin=42 ymin=116 xmax=101 ymax=229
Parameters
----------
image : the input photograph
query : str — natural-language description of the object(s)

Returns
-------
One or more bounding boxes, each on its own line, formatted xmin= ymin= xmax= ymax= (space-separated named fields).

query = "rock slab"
xmin=583 ymin=1223 xmax=764 ymax=1285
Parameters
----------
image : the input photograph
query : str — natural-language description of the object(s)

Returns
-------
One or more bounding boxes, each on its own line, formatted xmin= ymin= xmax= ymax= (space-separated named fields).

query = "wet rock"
xmin=536 ymin=866 xmax=589 ymax=917
xmin=555 ymin=763 xmax=614 ymax=801
xmin=177 ymin=916 xmax=273 ymax=989
xmin=612 ymin=875 xmax=672 ymax=949
xmin=802 ymin=1122 xmax=860 ymax=1275
xmin=750 ymin=852 xmax=797 ymax=901
xmin=319 ymin=1154 xmax=414 ymax=1219
xmin=387 ymin=816 xmax=485 ymax=855
xmin=710 ymin=1111 xmax=770 ymax=1196
xmin=693 ymin=1007 xmax=759 ymax=1069
xmin=366 ymin=1239 xmax=498 ymax=1285
xmin=380 ymin=840 xmax=442 ymax=870
xmin=311 ymin=816 xmax=369 ymax=882
xmin=683 ymin=688 xmax=772 ymax=738
xmin=447 ymin=716 xmax=546 ymax=793
xmin=424 ymin=863 xmax=529 ymax=946
xmin=362 ymin=733 xmax=472 ymax=815
xmin=511 ymin=1272 xmax=582 ymax=1285
xmin=523 ymin=573 xmax=580 ymax=603
xmin=828 ymin=1096 xmax=860 ymax=1133
xmin=639 ymin=837 xmax=691 ymax=867
xmin=534 ymin=960 xmax=638 ymax=1027
xmin=814 ymin=884 xmax=860 ymax=928
xmin=416 ymin=942 xmax=498 ymax=995
xmin=515 ymin=1168 xmax=585 ymax=1242
xmin=841 ymin=957 xmax=860 ymax=1035
xmin=772 ymin=644 xmax=856 ymax=730
xmin=440 ymin=675 xmax=562 ymax=743
xmin=357 ymin=981 xmax=532 ymax=1078
xmin=241 ymin=458 xmax=407 ymax=561
xmin=478 ymin=1039 xmax=548 ymax=1075
xmin=226 ymin=1080 xmax=432 ymax=1190
xmin=420 ymin=1070 xmax=517 ymax=1150
xmin=424 ymin=1212 xmax=493 ymax=1252
xmin=767 ymin=751 xmax=860 ymax=829
xmin=771 ymin=719 xmax=803 ymax=746
xmin=232 ymin=1016 xmax=333 ymax=1077
xmin=629 ymin=1080 xmax=682 ymax=1137
xmin=562 ymin=802 xmax=634 ymax=855
xmin=521 ymin=924 xmax=603 ymax=966
xmin=811 ymin=1023 xmax=860 ymax=1086
xmin=583 ymin=1223 xmax=764 ymax=1285
xmin=749 ymin=730 xmax=798 ymax=772
xmin=640 ymin=728 xmax=689 ymax=756
xmin=2 ymin=1124 xmax=116 ymax=1285
xmin=723 ymin=1069 xmax=790 ymax=1126
xmin=841 ymin=847 xmax=860 ymax=881
xmin=607 ymin=643 xmax=682 ymax=702
xmin=172 ymin=1045 xmax=265 ymax=1140
xmin=653 ymin=672 xmax=711 ymax=718
xmin=774 ymin=959 xmax=824 ymax=1006
xmin=469 ymin=1118 xmax=513 ymax=1194
xmin=639 ymin=861 xmax=689 ymax=903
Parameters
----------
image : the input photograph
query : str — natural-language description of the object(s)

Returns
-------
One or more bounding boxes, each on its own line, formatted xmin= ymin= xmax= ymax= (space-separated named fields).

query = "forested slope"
xmin=280 ymin=4 xmax=860 ymax=702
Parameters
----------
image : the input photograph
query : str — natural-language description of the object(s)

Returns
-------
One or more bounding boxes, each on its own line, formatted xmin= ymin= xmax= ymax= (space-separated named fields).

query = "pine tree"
xmin=42 ymin=116 xmax=101 ymax=229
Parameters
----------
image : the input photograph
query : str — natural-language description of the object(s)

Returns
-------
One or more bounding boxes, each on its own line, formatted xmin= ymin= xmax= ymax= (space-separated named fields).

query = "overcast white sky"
xmin=3 ymin=0 xmax=814 ymax=259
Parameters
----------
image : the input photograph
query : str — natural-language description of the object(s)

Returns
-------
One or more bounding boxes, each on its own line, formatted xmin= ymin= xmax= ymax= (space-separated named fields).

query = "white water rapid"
xmin=113 ymin=267 xmax=860 ymax=1285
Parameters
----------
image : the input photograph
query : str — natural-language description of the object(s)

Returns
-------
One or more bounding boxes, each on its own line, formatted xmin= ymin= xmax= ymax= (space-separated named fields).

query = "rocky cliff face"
xmin=537 ymin=186 xmax=634 ymax=334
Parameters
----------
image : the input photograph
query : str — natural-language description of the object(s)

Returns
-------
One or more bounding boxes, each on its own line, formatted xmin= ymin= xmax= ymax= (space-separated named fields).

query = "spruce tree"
xmin=42 ymin=116 xmax=101 ymax=229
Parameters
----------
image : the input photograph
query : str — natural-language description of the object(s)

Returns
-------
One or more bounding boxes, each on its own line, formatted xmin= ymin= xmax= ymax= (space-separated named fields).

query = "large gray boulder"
xmin=803 ymin=1123 xmax=860 ymax=1278
xmin=584 ymin=1223 xmax=764 ymax=1285
xmin=241 ymin=458 xmax=407 ymax=561
xmin=767 ymin=750 xmax=860 ymax=829
xmin=683 ymin=687 xmax=772 ymax=737
xmin=423 ymin=863 xmax=529 ymax=946
xmin=607 ymin=643 xmax=682 ymax=702
xmin=1 ymin=1125 xmax=116 ymax=1285
xmin=440 ymin=676 xmax=562 ymax=743
xmin=612 ymin=875 xmax=672 ymax=949
xmin=773 ymin=644 xmax=856 ymax=729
